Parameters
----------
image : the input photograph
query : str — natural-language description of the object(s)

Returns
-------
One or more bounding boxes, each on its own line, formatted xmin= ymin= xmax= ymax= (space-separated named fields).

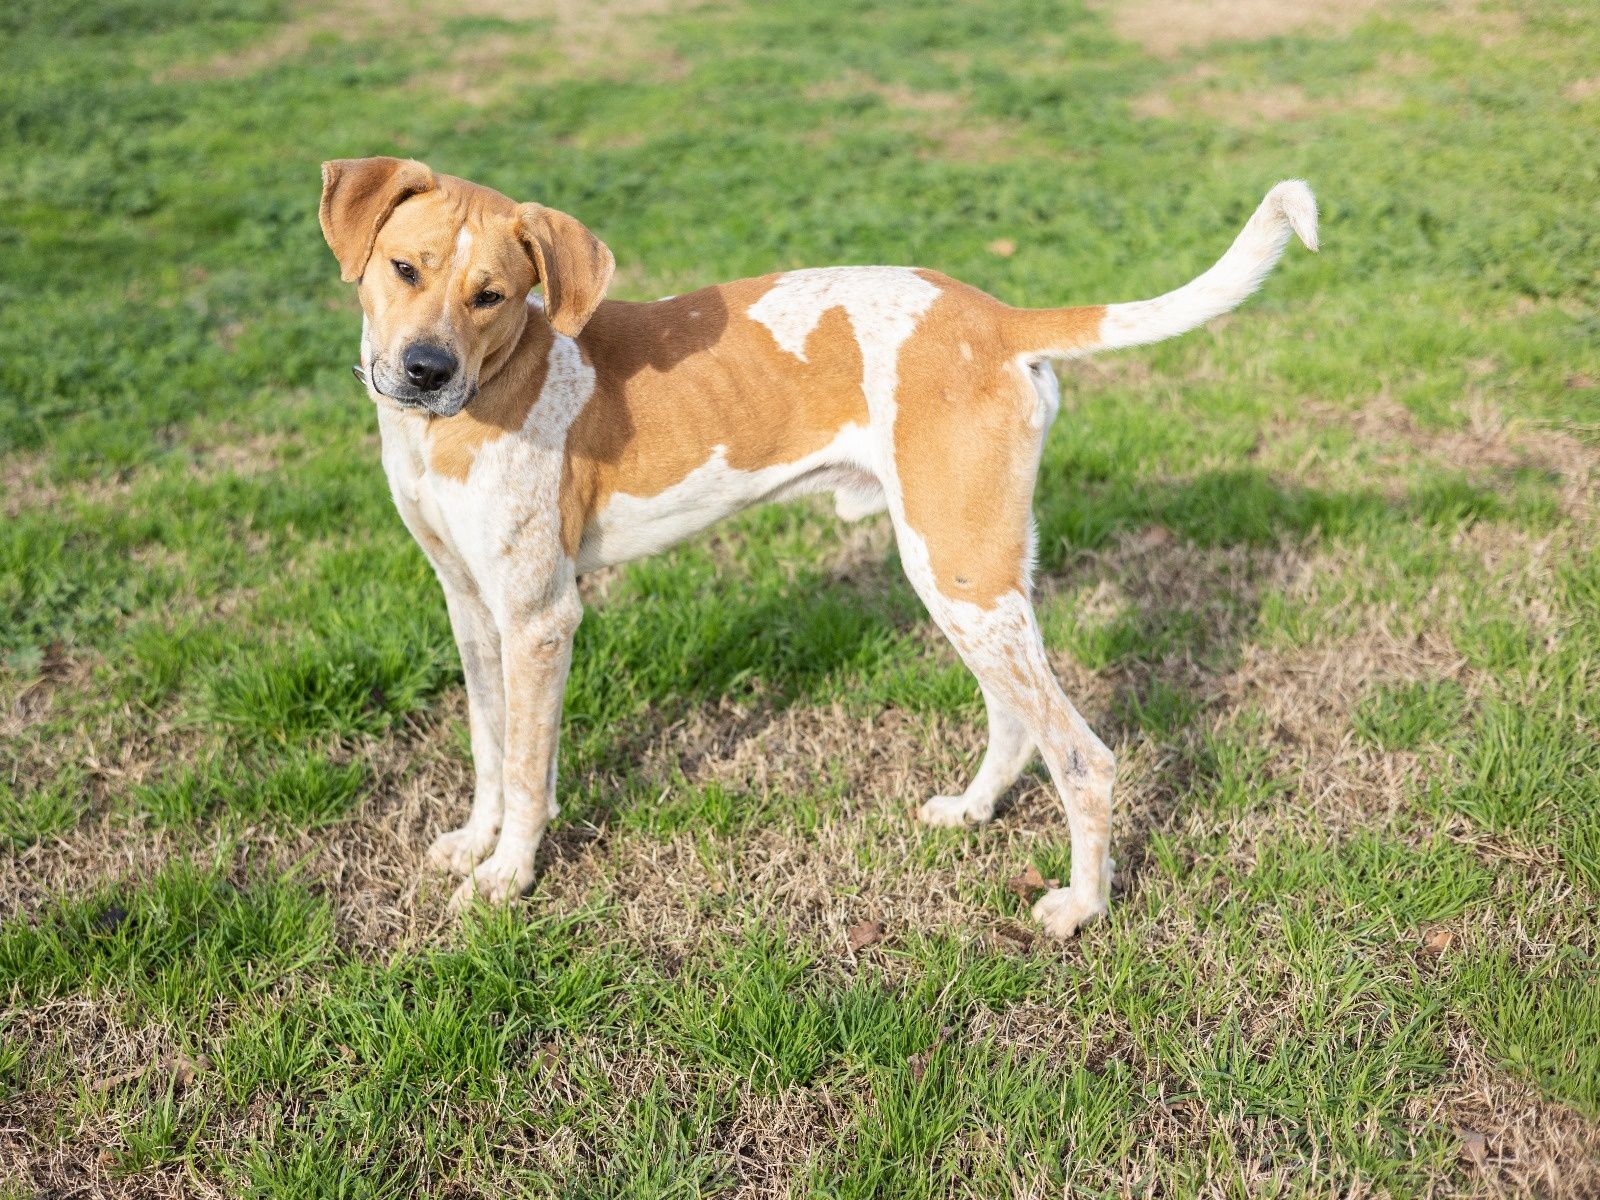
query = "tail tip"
xmin=1268 ymin=179 xmax=1319 ymax=253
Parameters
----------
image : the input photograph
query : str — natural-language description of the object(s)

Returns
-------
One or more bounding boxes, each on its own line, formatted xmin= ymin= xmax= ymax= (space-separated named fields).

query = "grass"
xmin=2 ymin=0 xmax=1598 ymax=1194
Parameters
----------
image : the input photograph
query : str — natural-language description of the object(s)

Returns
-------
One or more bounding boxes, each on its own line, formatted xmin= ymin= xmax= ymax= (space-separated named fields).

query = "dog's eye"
xmin=472 ymin=289 xmax=504 ymax=309
xmin=393 ymin=260 xmax=418 ymax=284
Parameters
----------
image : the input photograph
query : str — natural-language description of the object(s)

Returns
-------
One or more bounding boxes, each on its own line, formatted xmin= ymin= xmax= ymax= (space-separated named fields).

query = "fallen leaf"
xmin=94 ymin=1068 xmax=144 ymax=1094
xmin=1162 ymin=1097 xmax=1203 ymax=1121
xmin=171 ymin=1053 xmax=208 ymax=1090
xmin=987 ymin=237 xmax=1016 ymax=257
xmin=1423 ymin=928 xmax=1454 ymax=955
xmin=1567 ymin=373 xmax=1595 ymax=390
xmin=537 ymin=1041 xmax=560 ymax=1069
xmin=907 ymin=1026 xmax=953 ymax=1081
xmin=1005 ymin=864 xmax=1059 ymax=899
xmin=1458 ymin=1128 xmax=1488 ymax=1167
xmin=993 ymin=921 xmax=1036 ymax=948
xmin=847 ymin=919 xmax=885 ymax=953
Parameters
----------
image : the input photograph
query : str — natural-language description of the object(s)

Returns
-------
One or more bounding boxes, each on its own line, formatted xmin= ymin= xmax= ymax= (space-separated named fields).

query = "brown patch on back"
xmin=555 ymin=278 xmax=870 ymax=556
xmin=998 ymin=297 xmax=1105 ymax=359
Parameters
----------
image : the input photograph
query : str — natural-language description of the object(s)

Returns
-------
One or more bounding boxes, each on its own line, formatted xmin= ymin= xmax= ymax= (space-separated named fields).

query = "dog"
xmin=318 ymin=157 xmax=1317 ymax=935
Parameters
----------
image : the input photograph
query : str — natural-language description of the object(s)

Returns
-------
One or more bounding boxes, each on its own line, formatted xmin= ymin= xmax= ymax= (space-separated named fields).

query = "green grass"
xmin=2 ymin=0 xmax=1598 ymax=1194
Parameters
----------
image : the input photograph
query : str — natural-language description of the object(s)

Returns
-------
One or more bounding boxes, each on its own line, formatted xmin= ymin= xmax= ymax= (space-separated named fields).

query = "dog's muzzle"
xmin=359 ymin=358 xmax=476 ymax=417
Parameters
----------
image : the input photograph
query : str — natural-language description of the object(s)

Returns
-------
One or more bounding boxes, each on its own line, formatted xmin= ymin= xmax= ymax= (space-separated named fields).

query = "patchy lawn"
xmin=2 ymin=0 xmax=1597 ymax=1194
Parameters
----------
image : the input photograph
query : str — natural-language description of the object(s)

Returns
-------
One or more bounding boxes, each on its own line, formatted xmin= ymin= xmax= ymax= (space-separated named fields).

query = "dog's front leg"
xmin=449 ymin=583 xmax=580 ymax=912
xmin=426 ymin=581 xmax=507 ymax=875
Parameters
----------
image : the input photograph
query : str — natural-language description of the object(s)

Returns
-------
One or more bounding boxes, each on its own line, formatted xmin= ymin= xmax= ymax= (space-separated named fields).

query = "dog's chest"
xmin=384 ymin=420 xmax=557 ymax=580
xmin=375 ymin=337 xmax=592 ymax=612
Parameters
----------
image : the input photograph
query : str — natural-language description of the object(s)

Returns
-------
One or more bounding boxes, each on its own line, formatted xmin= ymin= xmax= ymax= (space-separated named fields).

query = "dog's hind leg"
xmin=914 ymin=571 xmax=1116 ymax=937
xmin=906 ymin=562 xmax=1116 ymax=937
xmin=917 ymin=686 xmax=1034 ymax=826
xmin=889 ymin=361 xmax=1114 ymax=937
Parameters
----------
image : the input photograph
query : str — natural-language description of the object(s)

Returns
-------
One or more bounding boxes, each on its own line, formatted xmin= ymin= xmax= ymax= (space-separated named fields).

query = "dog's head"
xmin=319 ymin=156 xmax=614 ymax=416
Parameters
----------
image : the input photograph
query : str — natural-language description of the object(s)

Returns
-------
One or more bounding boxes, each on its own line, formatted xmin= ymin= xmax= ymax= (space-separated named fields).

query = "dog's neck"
xmin=407 ymin=295 xmax=557 ymax=480
xmin=475 ymin=294 xmax=535 ymax=396
xmin=451 ymin=297 xmax=555 ymax=425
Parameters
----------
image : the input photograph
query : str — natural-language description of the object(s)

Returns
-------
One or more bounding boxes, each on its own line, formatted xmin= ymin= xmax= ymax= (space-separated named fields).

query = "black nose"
xmin=402 ymin=343 xmax=458 ymax=393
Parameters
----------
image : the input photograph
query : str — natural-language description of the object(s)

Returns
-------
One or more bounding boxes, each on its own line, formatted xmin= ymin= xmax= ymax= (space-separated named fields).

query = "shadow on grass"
xmin=591 ymin=467 xmax=1524 ymax=712
xmin=548 ymin=464 xmax=1534 ymax=853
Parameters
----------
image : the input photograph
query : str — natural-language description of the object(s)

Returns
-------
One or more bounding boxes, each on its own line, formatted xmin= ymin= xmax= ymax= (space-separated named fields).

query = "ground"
xmin=1 ymin=0 xmax=1598 ymax=1195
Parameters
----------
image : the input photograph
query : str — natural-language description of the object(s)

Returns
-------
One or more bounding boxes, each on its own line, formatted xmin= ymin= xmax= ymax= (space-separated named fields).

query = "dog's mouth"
xmin=355 ymin=362 xmax=477 ymax=417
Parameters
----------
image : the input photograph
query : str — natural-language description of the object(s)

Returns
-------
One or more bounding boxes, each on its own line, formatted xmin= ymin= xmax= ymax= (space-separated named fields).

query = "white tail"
xmin=1093 ymin=180 xmax=1318 ymax=352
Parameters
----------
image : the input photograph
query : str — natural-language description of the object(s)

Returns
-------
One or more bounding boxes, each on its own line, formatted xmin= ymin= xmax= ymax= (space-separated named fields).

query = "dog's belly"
xmin=575 ymin=423 xmax=878 ymax=572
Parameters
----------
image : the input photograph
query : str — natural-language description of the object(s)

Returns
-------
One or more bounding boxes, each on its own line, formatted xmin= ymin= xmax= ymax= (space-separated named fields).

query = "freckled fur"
xmin=321 ymin=157 xmax=1317 ymax=931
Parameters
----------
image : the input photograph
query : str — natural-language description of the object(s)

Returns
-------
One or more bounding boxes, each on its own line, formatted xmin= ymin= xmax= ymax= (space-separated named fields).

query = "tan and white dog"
xmin=318 ymin=157 xmax=1317 ymax=936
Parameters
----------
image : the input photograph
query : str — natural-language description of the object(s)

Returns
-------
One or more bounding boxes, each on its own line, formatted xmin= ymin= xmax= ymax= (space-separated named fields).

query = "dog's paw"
xmin=425 ymin=825 xmax=498 ymax=876
xmin=1032 ymin=888 xmax=1107 ymax=939
xmin=448 ymin=854 xmax=533 ymax=913
xmin=917 ymin=793 xmax=994 ymax=828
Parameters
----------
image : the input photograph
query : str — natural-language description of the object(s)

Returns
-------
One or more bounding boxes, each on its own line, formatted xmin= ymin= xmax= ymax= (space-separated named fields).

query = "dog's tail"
xmin=1002 ymin=180 xmax=1318 ymax=361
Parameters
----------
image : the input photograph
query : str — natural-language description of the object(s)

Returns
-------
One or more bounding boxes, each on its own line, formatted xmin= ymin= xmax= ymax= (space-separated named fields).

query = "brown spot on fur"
xmin=893 ymin=277 xmax=1088 ymax=607
xmin=1000 ymin=299 xmax=1106 ymax=358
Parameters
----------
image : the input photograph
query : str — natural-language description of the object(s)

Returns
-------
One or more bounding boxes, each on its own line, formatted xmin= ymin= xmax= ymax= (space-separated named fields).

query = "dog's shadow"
xmin=544 ymin=457 xmax=1492 ymax=887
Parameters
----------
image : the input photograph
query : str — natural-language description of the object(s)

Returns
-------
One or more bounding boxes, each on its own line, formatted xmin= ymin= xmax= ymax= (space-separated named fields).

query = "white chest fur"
xmin=374 ymin=334 xmax=595 ymax=623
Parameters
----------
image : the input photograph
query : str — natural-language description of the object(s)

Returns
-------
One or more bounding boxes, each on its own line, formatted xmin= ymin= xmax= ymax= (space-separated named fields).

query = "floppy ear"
xmin=319 ymin=157 xmax=436 ymax=283
xmin=515 ymin=202 xmax=615 ymax=337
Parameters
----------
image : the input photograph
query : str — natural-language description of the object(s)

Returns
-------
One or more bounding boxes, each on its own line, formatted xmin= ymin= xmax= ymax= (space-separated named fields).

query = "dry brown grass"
xmin=3 ymin=466 xmax=1572 ymax=916
xmin=1130 ymin=72 xmax=1395 ymax=126
xmin=4 ymin=431 xmax=291 ymax=521
xmin=160 ymin=0 xmax=692 ymax=87
xmin=5 ymin=397 xmax=1592 ymax=1198
xmin=1420 ymin=1036 xmax=1600 ymax=1197
xmin=4 ymin=550 xmax=1592 ymax=1194
xmin=1247 ymin=392 xmax=1600 ymax=521
xmin=804 ymin=73 xmax=1028 ymax=165
xmin=1408 ymin=0 xmax=1525 ymax=47
xmin=2 ymin=453 xmax=134 ymax=521
xmin=1091 ymin=0 xmax=1389 ymax=58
